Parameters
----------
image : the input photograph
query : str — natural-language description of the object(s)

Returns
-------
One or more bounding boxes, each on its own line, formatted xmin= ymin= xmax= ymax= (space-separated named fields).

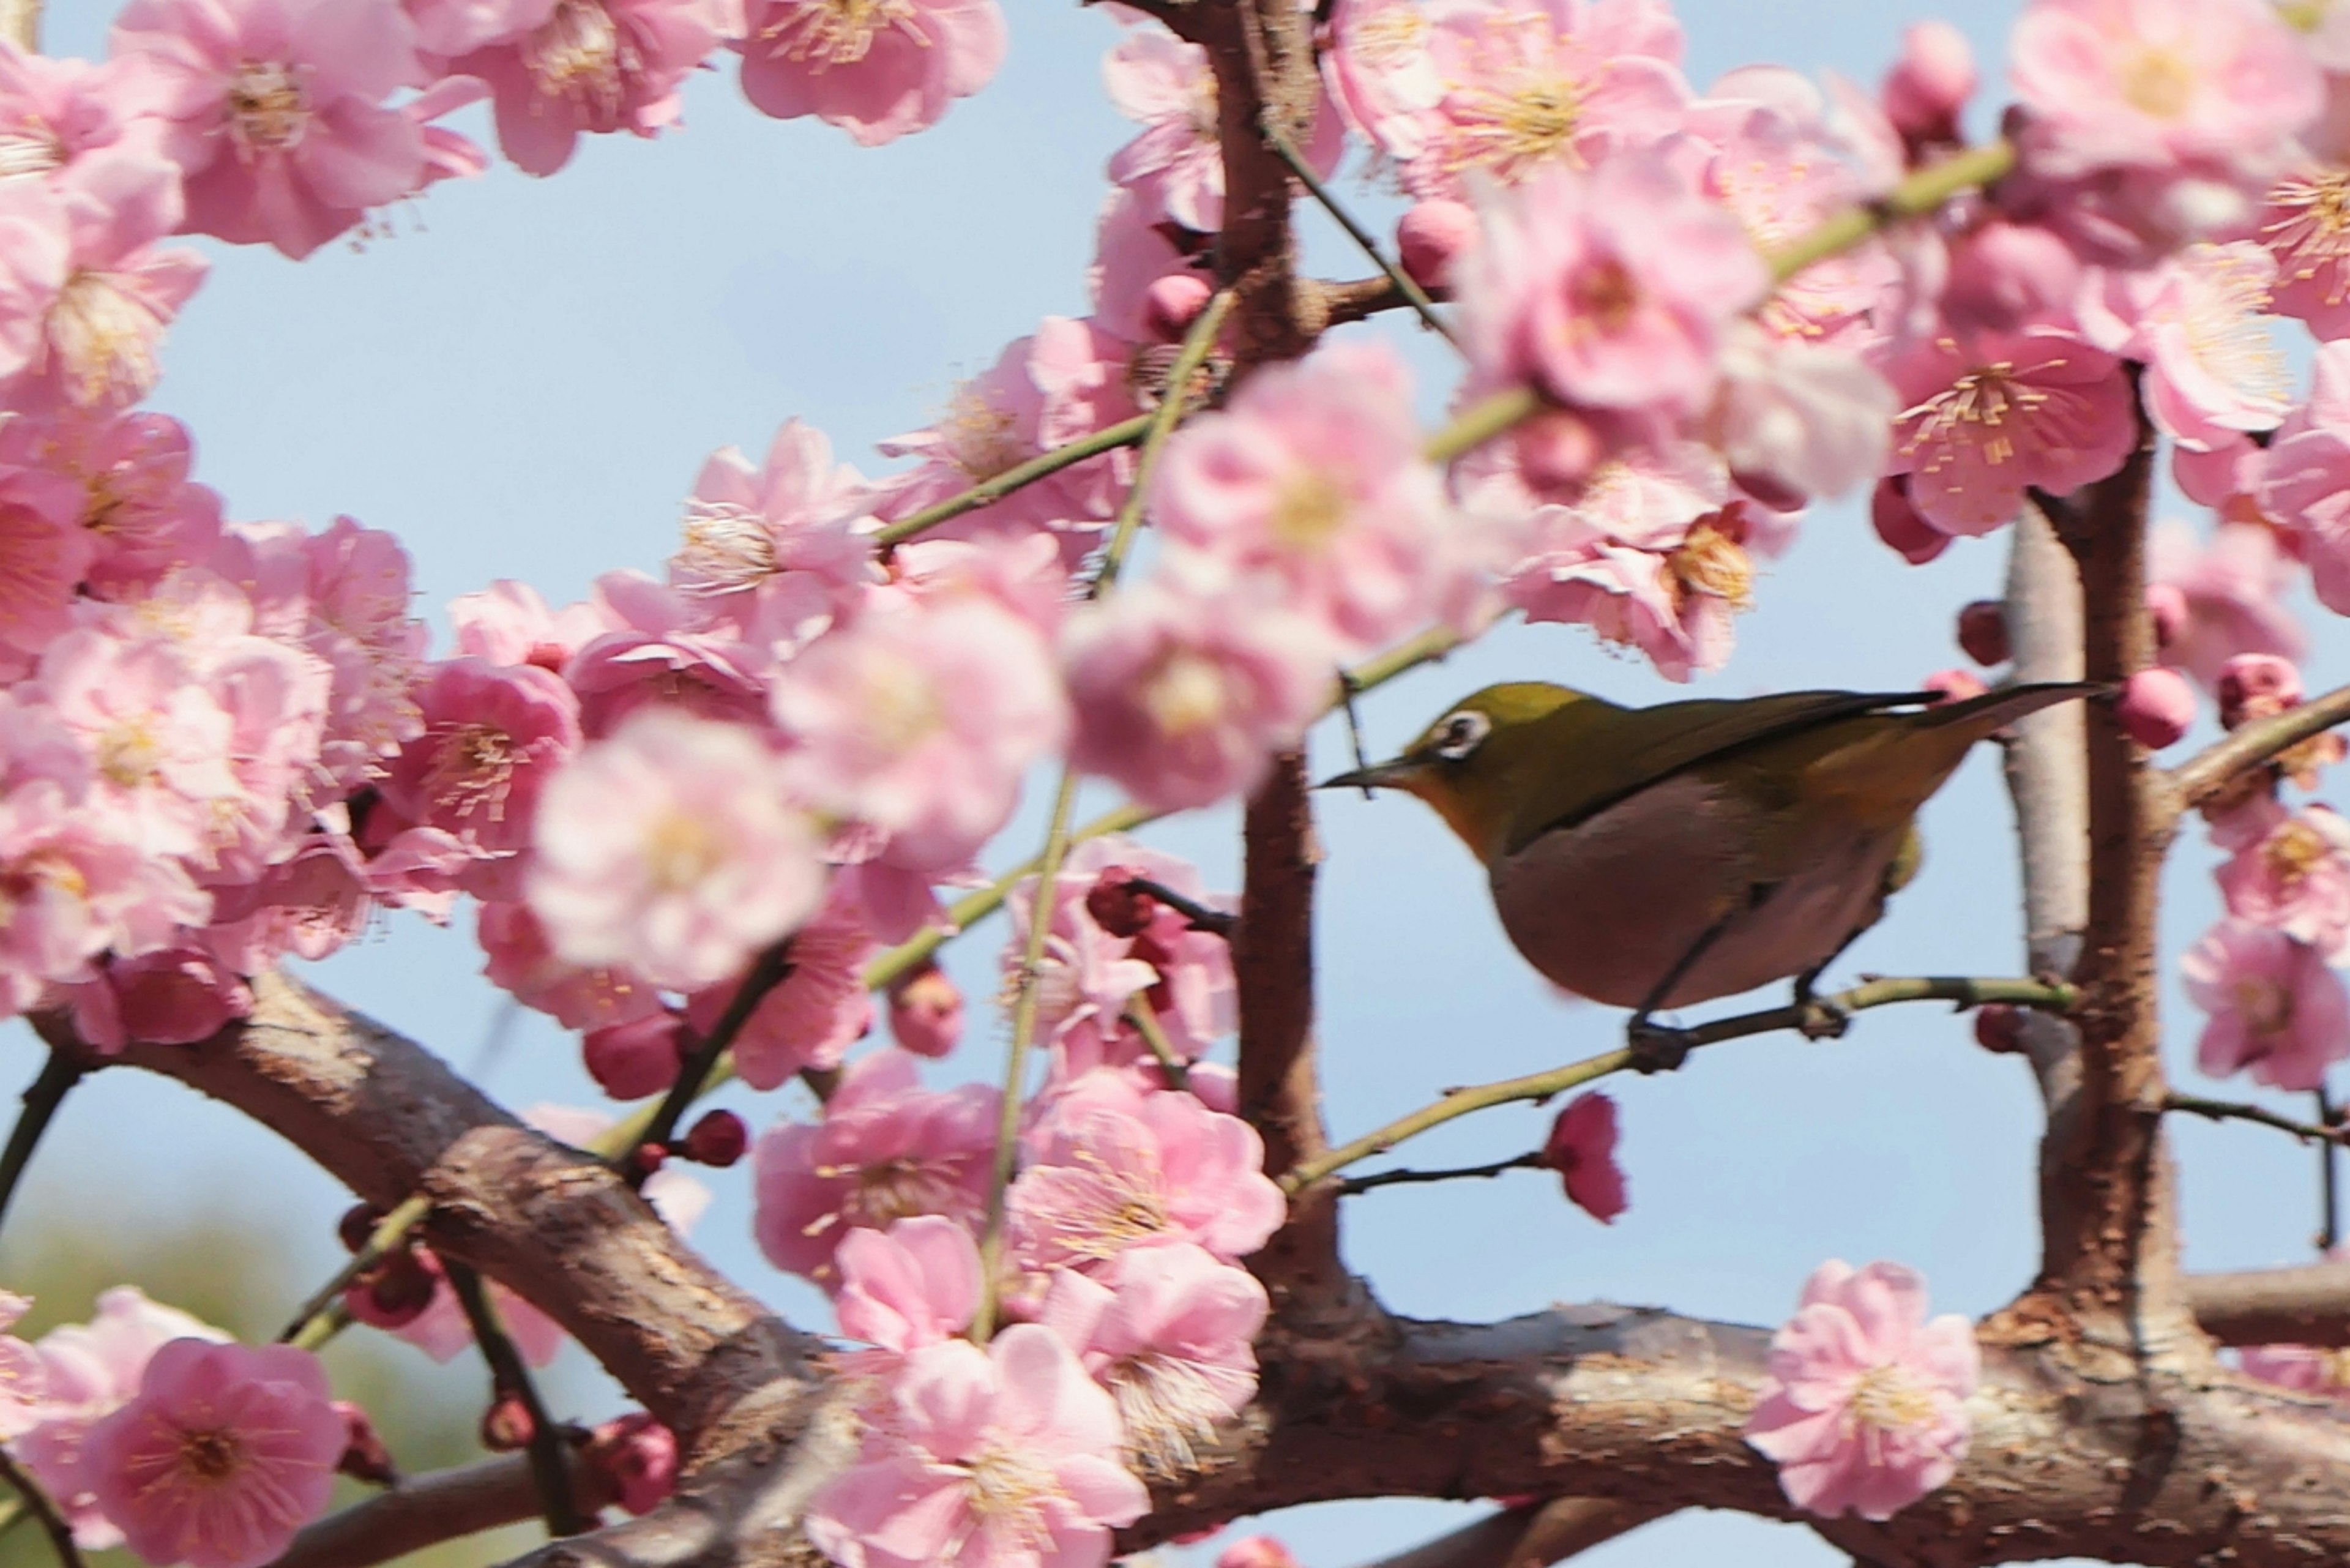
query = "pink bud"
xmin=635 ymin=1142 xmax=670 ymax=1175
xmin=1956 ymin=600 xmax=2010 ymax=666
xmin=2118 ymin=666 xmax=2196 ymax=749
xmin=481 ymin=1394 xmax=535 ymax=1453
xmin=345 ymin=1251 xmax=438 ymax=1330
xmin=1871 ymin=477 xmax=1950 ymax=564
xmin=2146 ymin=582 xmax=2188 ymax=651
xmin=1397 ymin=199 xmax=1478 ymax=291
xmin=1922 ymin=668 xmax=1988 ymax=704
xmin=1942 ymin=220 xmax=2081 ymax=335
xmin=1218 ymin=1537 xmax=1301 ymax=1568
xmin=1143 ymin=273 xmax=1215 ymax=343
xmin=1084 ymin=866 xmax=1157 ymax=938
xmin=887 ymin=961 xmax=964 ymax=1058
xmin=1973 ymin=1002 xmax=2027 ymax=1056
xmin=583 ymin=1011 xmax=688 ymax=1100
xmin=586 ymin=1413 xmax=679 ymax=1517
xmin=1513 ymin=409 xmax=1606 ymax=495
xmin=1882 ymin=20 xmax=1974 ymax=145
xmin=335 ymin=1402 xmax=398 ymax=1487
xmin=2220 ymin=653 xmax=2303 ymax=729
xmin=681 ymin=1109 xmax=748 ymax=1168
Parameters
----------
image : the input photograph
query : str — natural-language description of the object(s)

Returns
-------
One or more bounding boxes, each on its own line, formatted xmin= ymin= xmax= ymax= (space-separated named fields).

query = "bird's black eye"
xmin=1431 ymin=709 xmax=1491 ymax=761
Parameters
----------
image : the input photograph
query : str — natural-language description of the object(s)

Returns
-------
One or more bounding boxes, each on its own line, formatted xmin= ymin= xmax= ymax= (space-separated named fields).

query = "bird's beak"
xmin=1318 ymin=757 xmax=1419 ymax=791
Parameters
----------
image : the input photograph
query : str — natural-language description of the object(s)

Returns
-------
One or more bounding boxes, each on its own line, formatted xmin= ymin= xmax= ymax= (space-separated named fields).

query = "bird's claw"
xmin=1626 ymin=1017 xmax=1692 ymax=1073
xmin=1797 ymin=998 xmax=1852 ymax=1040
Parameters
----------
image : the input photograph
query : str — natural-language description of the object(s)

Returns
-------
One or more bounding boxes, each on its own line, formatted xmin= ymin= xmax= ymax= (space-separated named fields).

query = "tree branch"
xmin=0 ymin=1447 xmax=82 ymax=1568
xmin=2165 ymin=1093 xmax=2350 ymax=1146
xmin=446 ymin=1260 xmax=586 ymax=1537
xmin=2185 ymin=1263 xmax=2350 ymax=1348
xmin=270 ymin=1454 xmax=617 ymax=1568
xmin=2168 ymin=680 xmax=2350 ymax=811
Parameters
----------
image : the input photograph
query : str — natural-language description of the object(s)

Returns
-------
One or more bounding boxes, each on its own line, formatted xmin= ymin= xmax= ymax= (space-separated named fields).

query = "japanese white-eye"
xmin=1324 ymin=681 xmax=2095 ymax=1020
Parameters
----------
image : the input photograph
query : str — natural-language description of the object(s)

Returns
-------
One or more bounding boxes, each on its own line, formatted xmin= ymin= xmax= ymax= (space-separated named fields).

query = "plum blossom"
xmin=1322 ymin=0 xmax=1445 ymax=163
xmin=453 ymin=0 xmax=736 ymax=176
xmin=1881 ymin=20 xmax=1973 ymax=149
xmin=832 ymin=1215 xmax=982 ymax=1381
xmin=753 ymin=1048 xmax=1000 ymax=1283
xmin=2147 ymin=520 xmax=2304 ymax=689
xmin=0 ymin=45 xmax=168 ymax=197
xmin=1406 ymin=0 xmax=1690 ymax=199
xmin=377 ymin=657 xmax=581 ymax=877
xmin=563 ymin=571 xmax=770 ymax=737
xmin=110 ymin=0 xmax=439 ymax=258
xmin=2216 ymin=805 xmax=2350 ymax=955
xmin=1745 ymin=1260 xmax=1979 ymax=1521
xmin=1882 ymin=327 xmax=2138 ymax=536
xmin=81 ymin=1339 xmax=343 ymax=1568
xmin=806 ymin=1326 xmax=1149 ymax=1568
xmin=887 ymin=960 xmax=962 ymax=1056
xmin=1458 ymin=154 xmax=1766 ymax=419
xmin=2264 ymin=168 xmax=2350 ymax=340
xmin=1009 ymin=1070 xmax=1285 ymax=1275
xmin=737 ymin=0 xmax=1007 ymax=147
xmin=1710 ymin=324 xmax=1897 ymax=502
xmin=771 ymin=595 xmax=1067 ymax=873
xmin=0 ymin=411 xmax=223 ymax=600
xmin=479 ymin=897 xmax=665 ymax=1030
xmin=1061 ymin=584 xmax=1334 ymax=813
xmin=0 ymin=463 xmax=93 ymax=657
xmin=0 ymin=1291 xmax=44 ymax=1439
xmin=672 ymin=418 xmax=879 ymax=644
xmin=1542 ymin=1090 xmax=1626 ymax=1222
xmin=1040 ymin=1241 xmax=1267 ymax=1478
xmin=528 ymin=707 xmax=826 ymax=991
xmin=2184 ymin=917 xmax=2350 ymax=1091
xmin=2080 ymin=242 xmax=2288 ymax=450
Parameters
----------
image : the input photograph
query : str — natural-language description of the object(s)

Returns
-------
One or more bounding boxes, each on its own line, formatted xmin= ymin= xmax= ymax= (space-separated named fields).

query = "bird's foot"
xmin=1626 ymin=1016 xmax=1693 ymax=1073
xmin=1796 ymin=997 xmax=1852 ymax=1040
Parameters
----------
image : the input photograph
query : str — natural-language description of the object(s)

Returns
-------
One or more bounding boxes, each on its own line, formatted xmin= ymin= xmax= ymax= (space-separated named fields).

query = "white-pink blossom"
xmin=737 ymin=0 xmax=1007 ymax=147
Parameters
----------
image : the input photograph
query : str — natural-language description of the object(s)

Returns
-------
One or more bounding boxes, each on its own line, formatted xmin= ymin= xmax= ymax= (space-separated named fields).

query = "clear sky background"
xmin=17 ymin=2 xmax=2350 ymax=1566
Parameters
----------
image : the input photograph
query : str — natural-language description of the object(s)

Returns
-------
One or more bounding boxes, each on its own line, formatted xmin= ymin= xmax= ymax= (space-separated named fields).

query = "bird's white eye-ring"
xmin=1431 ymin=709 xmax=1491 ymax=761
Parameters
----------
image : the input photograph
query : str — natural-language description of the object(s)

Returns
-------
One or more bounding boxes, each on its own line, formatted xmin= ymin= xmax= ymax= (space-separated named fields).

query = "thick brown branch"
xmin=2186 ymin=1263 xmax=2350 ymax=1348
xmin=2169 ymin=680 xmax=2350 ymax=810
xmin=36 ymin=971 xmax=825 ymax=1457
xmin=270 ymin=1454 xmax=616 ymax=1568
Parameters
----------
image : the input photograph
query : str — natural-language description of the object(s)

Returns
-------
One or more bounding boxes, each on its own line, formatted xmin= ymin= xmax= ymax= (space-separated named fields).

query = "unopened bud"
xmin=633 ymin=1143 xmax=669 ymax=1176
xmin=481 ymin=1392 xmax=535 ymax=1453
xmin=346 ymin=1250 xmax=438 ymax=1330
xmin=1217 ymin=1537 xmax=1302 ymax=1568
xmin=1871 ymin=477 xmax=1949 ymax=564
xmin=1956 ymin=600 xmax=2010 ymax=666
xmin=586 ymin=1413 xmax=679 ymax=1517
xmin=335 ymin=1401 xmax=398 ymax=1487
xmin=1973 ymin=1002 xmax=2027 ymax=1056
xmin=583 ymin=1011 xmax=688 ymax=1101
xmin=2146 ymin=582 xmax=2188 ymax=651
xmin=2118 ymin=666 xmax=2196 ymax=749
xmin=681 ymin=1110 xmax=748 ymax=1168
xmin=2219 ymin=652 xmax=2303 ymax=729
xmin=1084 ymin=867 xmax=1157 ymax=938
xmin=1882 ymin=20 xmax=1974 ymax=146
xmin=1397 ymin=199 xmax=1478 ymax=292
xmin=1143 ymin=273 xmax=1214 ymax=343
xmin=887 ymin=961 xmax=963 ymax=1058
xmin=338 ymin=1203 xmax=382 ymax=1253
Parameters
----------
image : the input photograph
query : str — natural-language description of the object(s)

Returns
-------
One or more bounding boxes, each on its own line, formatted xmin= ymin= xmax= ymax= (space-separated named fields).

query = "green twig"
xmin=1125 ymin=996 xmax=1190 ymax=1092
xmin=1762 ymin=141 xmax=2017 ymax=285
xmin=873 ymin=414 xmax=1154 ymax=549
xmin=1284 ymin=975 xmax=2075 ymax=1192
xmin=281 ymin=1192 xmax=433 ymax=1350
xmin=0 ymin=1050 xmax=81 ymax=1239
xmin=1263 ymin=124 xmax=1454 ymax=343
xmin=1092 ymin=288 xmax=1237 ymax=596
xmin=445 ymin=1261 xmax=584 ymax=1537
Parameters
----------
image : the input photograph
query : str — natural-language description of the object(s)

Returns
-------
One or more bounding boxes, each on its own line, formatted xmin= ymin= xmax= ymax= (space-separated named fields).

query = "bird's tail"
xmin=1912 ymin=680 xmax=2103 ymax=739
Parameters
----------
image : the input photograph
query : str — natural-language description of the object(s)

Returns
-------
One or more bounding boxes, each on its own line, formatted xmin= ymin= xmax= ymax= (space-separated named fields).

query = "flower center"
xmin=524 ymin=0 xmax=636 ymax=113
xmin=961 ymin=1443 xmax=1059 ymax=1548
xmin=1847 ymin=1364 xmax=1939 ymax=1438
xmin=49 ymin=271 xmax=158 ymax=409
xmin=2265 ymin=171 xmax=2350 ymax=307
xmin=2179 ymin=245 xmax=2286 ymax=411
xmin=1900 ymin=357 xmax=2060 ymax=471
xmin=842 ymin=1156 xmax=958 ymax=1229
xmin=1668 ymin=517 xmax=1754 ymax=610
xmin=761 ymin=0 xmax=922 ymax=70
xmin=226 ymin=61 xmax=308 ymax=155
xmin=97 ymin=715 xmax=164 ymax=789
xmin=2265 ymin=819 xmax=2331 ymax=888
xmin=1447 ymin=75 xmax=1585 ymax=183
xmin=0 ymin=116 xmax=64 ymax=180
xmin=1106 ymin=1351 xmax=1228 ymax=1478
xmin=643 ymin=809 xmax=722 ymax=892
xmin=943 ymin=386 xmax=1027 ymax=480
xmin=425 ymin=722 xmax=522 ymax=824
xmin=179 ymin=1426 xmax=245 ymax=1482
xmin=2120 ymin=46 xmax=2196 ymax=120
xmin=1270 ymin=471 xmax=1350 ymax=552
xmin=862 ymin=659 xmax=948 ymax=756
xmin=1570 ymin=259 xmax=1641 ymax=334
xmin=1141 ymin=652 xmax=1232 ymax=737
xmin=2234 ymin=974 xmax=2294 ymax=1037
xmin=675 ymin=502 xmax=780 ymax=597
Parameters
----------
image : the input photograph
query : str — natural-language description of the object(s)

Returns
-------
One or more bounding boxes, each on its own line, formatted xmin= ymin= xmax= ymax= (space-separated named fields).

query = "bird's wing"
xmin=1502 ymin=689 xmax=1936 ymax=857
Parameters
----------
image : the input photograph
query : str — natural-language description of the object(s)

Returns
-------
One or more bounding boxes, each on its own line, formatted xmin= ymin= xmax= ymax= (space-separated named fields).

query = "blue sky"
xmin=20 ymin=2 xmax=2350 ymax=1566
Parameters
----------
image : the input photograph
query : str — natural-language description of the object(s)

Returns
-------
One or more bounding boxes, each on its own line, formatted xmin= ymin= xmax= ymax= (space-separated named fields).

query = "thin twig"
xmin=1262 ymin=125 xmax=1455 ymax=342
xmin=1125 ymin=996 xmax=1191 ymax=1092
xmin=0 ymin=1448 xmax=81 ymax=1568
xmin=0 ymin=1050 xmax=81 ymax=1238
xmin=1338 ymin=666 xmax=1376 ymax=799
xmin=2170 ymin=680 xmax=2350 ymax=810
xmin=444 ymin=1261 xmax=585 ymax=1537
xmin=872 ymin=413 xmax=1154 ymax=548
xmin=1762 ymin=141 xmax=2016 ymax=283
xmin=623 ymin=940 xmax=794 ymax=1177
xmin=1122 ymin=876 xmax=1234 ymax=936
xmin=2165 ymin=1093 xmax=2350 ymax=1146
xmin=281 ymin=1192 xmax=432 ymax=1349
xmin=2322 ymin=1089 xmax=2341 ymax=1252
xmin=1091 ymin=288 xmax=1236 ymax=597
xmin=1338 ymin=1151 xmax=1542 ymax=1196
xmin=1285 ymin=976 xmax=2076 ymax=1192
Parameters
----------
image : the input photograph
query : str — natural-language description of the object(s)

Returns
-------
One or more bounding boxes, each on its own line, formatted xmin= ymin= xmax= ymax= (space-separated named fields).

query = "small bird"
xmin=1322 ymin=681 xmax=2094 ymax=1049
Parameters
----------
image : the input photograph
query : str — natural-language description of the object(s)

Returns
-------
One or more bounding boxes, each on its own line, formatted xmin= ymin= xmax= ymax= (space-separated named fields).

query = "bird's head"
xmin=1321 ymin=681 xmax=1595 ymax=864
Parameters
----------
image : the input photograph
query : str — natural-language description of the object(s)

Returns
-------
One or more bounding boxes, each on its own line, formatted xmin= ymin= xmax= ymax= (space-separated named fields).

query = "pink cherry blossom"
xmin=35 ymin=625 xmax=241 ymax=859
xmin=0 ymin=45 xmax=171 ymax=200
xmin=807 ymin=1326 xmax=1149 ymax=1568
xmin=563 ymin=571 xmax=771 ymax=738
xmin=684 ymin=878 xmax=876 ymax=1089
xmin=1040 ymin=1241 xmax=1267 ymax=1477
xmin=528 ymin=707 xmax=826 ymax=991
xmin=2216 ymin=806 xmax=2350 ymax=956
xmin=752 ymin=1048 xmax=1000 ymax=1284
xmin=1061 ymin=583 xmax=1335 ymax=813
xmin=1745 ymin=1260 xmax=1979 ymax=1521
xmin=1882 ymin=327 xmax=2138 ymax=536
xmin=0 ymin=1291 xmax=45 ymax=1440
xmin=737 ymin=0 xmax=1006 ymax=147
xmin=771 ymin=595 xmax=1067 ymax=873
xmin=2184 ymin=917 xmax=2350 ymax=1091
xmin=1405 ymin=0 xmax=1690 ymax=199
xmin=378 ymin=657 xmax=581 ymax=874
xmin=2146 ymin=520 xmax=2304 ymax=689
xmin=478 ymin=896 xmax=665 ymax=1030
xmin=453 ymin=0 xmax=734 ymax=176
xmin=447 ymin=578 xmax=605 ymax=671
xmin=1941 ymin=220 xmax=2084 ymax=337
xmin=2079 ymin=242 xmax=2286 ymax=450
xmin=2263 ymin=168 xmax=2350 ymax=340
xmin=1882 ymin=20 xmax=1973 ymax=149
xmin=81 ymin=1338 xmax=343 ymax=1568
xmin=673 ymin=418 xmax=879 ymax=644
xmin=1218 ymin=1539 xmax=1300 ymax=1568
xmin=0 ymin=462 xmax=92 ymax=655
xmin=65 ymin=944 xmax=252 ymax=1050
xmin=111 ymin=0 xmax=437 ymax=258
xmin=1458 ymin=154 xmax=1765 ymax=420
xmin=1154 ymin=341 xmax=1468 ymax=655
xmin=833 ymin=1214 xmax=982 ymax=1364
xmin=1397 ymin=198 xmax=1477 ymax=291
xmin=1322 ymin=0 xmax=1445 ymax=163
xmin=1542 ymin=1090 xmax=1626 ymax=1223
xmin=1009 ymin=1070 xmax=1285 ymax=1275
xmin=1711 ymin=325 xmax=1897 ymax=502
xmin=0 ymin=411 xmax=223 ymax=600
xmin=1089 ymin=187 xmax=1212 ymax=345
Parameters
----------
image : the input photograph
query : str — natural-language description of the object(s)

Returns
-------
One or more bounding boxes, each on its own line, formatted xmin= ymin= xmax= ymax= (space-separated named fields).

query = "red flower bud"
xmin=681 ymin=1110 xmax=748 ymax=1168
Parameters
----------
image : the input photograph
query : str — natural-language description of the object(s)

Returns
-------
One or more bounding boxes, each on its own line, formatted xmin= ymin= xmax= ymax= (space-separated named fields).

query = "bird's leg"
xmin=1625 ymin=895 xmax=1757 ymax=1073
xmin=1792 ymin=941 xmax=1860 ymax=1040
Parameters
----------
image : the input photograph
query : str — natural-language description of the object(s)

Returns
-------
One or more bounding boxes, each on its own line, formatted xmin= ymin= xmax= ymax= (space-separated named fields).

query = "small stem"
xmin=1286 ymin=975 xmax=2075 ymax=1191
xmin=1092 ymin=288 xmax=1237 ymax=597
xmin=972 ymin=768 xmax=1084 ymax=1341
xmin=1422 ymin=386 xmax=1543 ymax=466
xmin=2322 ymin=1089 xmax=2341 ymax=1252
xmin=444 ymin=1261 xmax=584 ymax=1538
xmin=622 ymin=940 xmax=794 ymax=1177
xmin=873 ymin=414 xmax=1155 ymax=549
xmin=1762 ymin=141 xmax=2018 ymax=284
xmin=1122 ymin=876 xmax=1234 ymax=936
xmin=0 ymin=1448 xmax=81 ymax=1568
xmin=1338 ymin=1151 xmax=1542 ymax=1196
xmin=2165 ymin=1092 xmax=2350 ymax=1146
xmin=280 ymin=1192 xmax=434 ymax=1348
xmin=1263 ymin=125 xmax=1455 ymax=343
xmin=0 ymin=1050 xmax=82 ymax=1238
xmin=2170 ymin=679 xmax=2350 ymax=812
xmin=1125 ymin=996 xmax=1190 ymax=1092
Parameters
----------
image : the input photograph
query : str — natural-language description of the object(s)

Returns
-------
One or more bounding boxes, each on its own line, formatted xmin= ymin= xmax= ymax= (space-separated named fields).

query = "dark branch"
xmin=271 ymin=1454 xmax=616 ymax=1568
xmin=446 ymin=1260 xmax=586 ymax=1536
